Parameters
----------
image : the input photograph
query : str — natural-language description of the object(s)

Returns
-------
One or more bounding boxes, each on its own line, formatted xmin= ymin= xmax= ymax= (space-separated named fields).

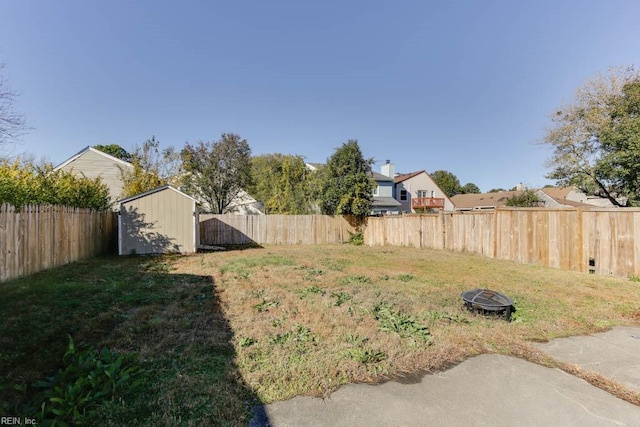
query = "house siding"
xmin=376 ymin=181 xmax=394 ymax=198
xmin=395 ymin=173 xmax=455 ymax=212
xmin=57 ymin=149 xmax=132 ymax=201
xmin=119 ymin=187 xmax=198 ymax=255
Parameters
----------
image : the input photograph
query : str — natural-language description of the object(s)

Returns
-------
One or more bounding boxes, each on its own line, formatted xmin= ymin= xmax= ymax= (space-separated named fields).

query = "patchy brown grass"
xmin=171 ymin=245 xmax=640 ymax=404
xmin=3 ymin=244 xmax=640 ymax=425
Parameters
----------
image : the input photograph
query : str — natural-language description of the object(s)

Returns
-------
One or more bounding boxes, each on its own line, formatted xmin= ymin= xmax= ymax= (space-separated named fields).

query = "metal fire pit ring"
xmin=461 ymin=288 xmax=514 ymax=320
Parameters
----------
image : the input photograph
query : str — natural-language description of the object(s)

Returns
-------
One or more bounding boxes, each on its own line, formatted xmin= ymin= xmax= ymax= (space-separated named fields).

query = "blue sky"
xmin=1 ymin=1 xmax=639 ymax=192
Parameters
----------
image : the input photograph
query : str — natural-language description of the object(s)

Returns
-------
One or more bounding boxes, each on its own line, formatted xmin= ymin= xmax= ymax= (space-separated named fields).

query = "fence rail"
xmin=364 ymin=208 xmax=640 ymax=278
xmin=199 ymin=214 xmax=356 ymax=245
xmin=0 ymin=204 xmax=117 ymax=282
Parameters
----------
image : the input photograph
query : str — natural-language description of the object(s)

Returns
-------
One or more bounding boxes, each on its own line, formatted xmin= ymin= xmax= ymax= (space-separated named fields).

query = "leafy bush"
xmin=31 ymin=336 xmax=146 ymax=425
xmin=347 ymin=230 xmax=365 ymax=245
xmin=0 ymin=159 xmax=111 ymax=209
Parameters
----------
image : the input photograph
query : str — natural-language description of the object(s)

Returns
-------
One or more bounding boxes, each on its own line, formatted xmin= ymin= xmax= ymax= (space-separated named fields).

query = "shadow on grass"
xmin=0 ymin=254 xmax=268 ymax=426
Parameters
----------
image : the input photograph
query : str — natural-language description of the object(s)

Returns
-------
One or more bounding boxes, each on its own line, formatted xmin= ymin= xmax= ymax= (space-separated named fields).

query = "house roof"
xmin=118 ymin=185 xmax=200 ymax=205
xmin=372 ymin=197 xmax=402 ymax=207
xmin=394 ymin=170 xmax=426 ymax=184
xmin=550 ymin=198 xmax=592 ymax=207
xmin=305 ymin=162 xmax=324 ymax=171
xmin=539 ymin=187 xmax=573 ymax=199
xmin=371 ymin=171 xmax=393 ymax=182
xmin=54 ymin=146 xmax=134 ymax=171
xmin=450 ymin=191 xmax=521 ymax=209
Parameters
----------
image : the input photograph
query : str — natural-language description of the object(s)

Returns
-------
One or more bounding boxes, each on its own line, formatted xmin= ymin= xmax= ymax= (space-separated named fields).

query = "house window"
xmin=417 ymin=190 xmax=427 ymax=198
xmin=400 ymin=190 xmax=408 ymax=201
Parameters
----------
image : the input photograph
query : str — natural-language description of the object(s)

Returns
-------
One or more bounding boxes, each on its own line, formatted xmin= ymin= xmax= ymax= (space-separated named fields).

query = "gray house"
xmin=118 ymin=185 xmax=199 ymax=255
xmin=371 ymin=161 xmax=401 ymax=215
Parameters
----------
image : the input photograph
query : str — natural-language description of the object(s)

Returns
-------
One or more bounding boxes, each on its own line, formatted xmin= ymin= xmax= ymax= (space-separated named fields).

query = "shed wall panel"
xmin=120 ymin=188 xmax=196 ymax=255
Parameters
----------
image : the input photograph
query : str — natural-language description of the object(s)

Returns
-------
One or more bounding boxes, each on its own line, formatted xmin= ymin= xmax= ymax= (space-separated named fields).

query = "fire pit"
xmin=461 ymin=288 xmax=514 ymax=320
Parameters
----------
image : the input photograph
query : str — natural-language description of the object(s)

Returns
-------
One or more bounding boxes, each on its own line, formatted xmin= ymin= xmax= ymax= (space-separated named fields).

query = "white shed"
xmin=118 ymin=186 xmax=199 ymax=255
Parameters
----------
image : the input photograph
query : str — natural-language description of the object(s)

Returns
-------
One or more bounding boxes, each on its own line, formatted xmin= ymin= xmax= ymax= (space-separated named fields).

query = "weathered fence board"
xmin=0 ymin=204 xmax=117 ymax=283
xmin=364 ymin=208 xmax=640 ymax=278
xmin=199 ymin=214 xmax=355 ymax=245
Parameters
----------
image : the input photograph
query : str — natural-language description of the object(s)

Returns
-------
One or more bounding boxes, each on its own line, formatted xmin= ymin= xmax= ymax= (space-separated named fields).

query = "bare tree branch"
xmin=0 ymin=62 xmax=27 ymax=149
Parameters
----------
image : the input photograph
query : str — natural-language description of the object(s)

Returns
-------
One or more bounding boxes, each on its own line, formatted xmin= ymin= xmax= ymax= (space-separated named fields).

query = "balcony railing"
xmin=411 ymin=197 xmax=445 ymax=210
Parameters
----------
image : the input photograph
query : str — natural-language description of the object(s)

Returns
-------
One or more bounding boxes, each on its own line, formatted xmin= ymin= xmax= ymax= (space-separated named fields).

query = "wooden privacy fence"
xmin=200 ymin=214 xmax=356 ymax=245
xmin=0 ymin=204 xmax=117 ymax=282
xmin=364 ymin=208 xmax=640 ymax=278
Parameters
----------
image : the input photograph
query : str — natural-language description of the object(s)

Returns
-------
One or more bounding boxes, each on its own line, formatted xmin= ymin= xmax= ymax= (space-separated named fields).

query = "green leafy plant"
xmin=32 ymin=336 xmax=146 ymax=425
xmin=340 ymin=275 xmax=372 ymax=285
xmin=330 ymin=291 xmax=353 ymax=307
xmin=298 ymin=285 xmax=326 ymax=299
xmin=347 ymin=230 xmax=364 ymax=245
xmin=302 ymin=268 xmax=324 ymax=281
xmin=253 ymin=299 xmax=280 ymax=312
xmin=268 ymin=325 xmax=316 ymax=346
xmin=396 ymin=274 xmax=415 ymax=282
xmin=344 ymin=347 xmax=387 ymax=364
xmin=373 ymin=302 xmax=432 ymax=344
xmin=345 ymin=334 xmax=368 ymax=346
xmin=239 ymin=337 xmax=258 ymax=348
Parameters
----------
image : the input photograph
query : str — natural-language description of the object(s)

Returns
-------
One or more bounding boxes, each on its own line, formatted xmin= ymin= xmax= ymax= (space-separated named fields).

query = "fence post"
xmin=440 ymin=210 xmax=446 ymax=250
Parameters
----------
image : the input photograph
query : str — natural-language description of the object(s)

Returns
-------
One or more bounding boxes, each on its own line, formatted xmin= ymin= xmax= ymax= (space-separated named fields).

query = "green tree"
xmin=249 ymin=153 xmax=315 ymax=214
xmin=598 ymin=79 xmax=640 ymax=205
xmin=506 ymin=190 xmax=541 ymax=207
xmin=460 ymin=182 xmax=480 ymax=194
xmin=120 ymin=137 xmax=167 ymax=198
xmin=93 ymin=144 xmax=132 ymax=162
xmin=488 ymin=188 xmax=506 ymax=193
xmin=430 ymin=170 xmax=461 ymax=197
xmin=319 ymin=140 xmax=374 ymax=218
xmin=180 ymin=133 xmax=252 ymax=214
xmin=544 ymin=66 xmax=640 ymax=206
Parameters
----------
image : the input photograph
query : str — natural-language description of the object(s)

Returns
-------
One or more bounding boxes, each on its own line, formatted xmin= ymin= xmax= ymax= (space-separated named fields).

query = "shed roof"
xmin=118 ymin=185 xmax=200 ymax=205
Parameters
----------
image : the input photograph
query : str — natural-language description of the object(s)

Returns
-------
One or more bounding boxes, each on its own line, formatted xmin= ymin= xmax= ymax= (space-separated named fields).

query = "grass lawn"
xmin=2 ymin=244 xmax=640 ymax=425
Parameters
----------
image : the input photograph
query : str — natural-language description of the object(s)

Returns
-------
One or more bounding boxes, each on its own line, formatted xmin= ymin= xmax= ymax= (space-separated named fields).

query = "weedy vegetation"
xmin=2 ymin=245 xmax=640 ymax=424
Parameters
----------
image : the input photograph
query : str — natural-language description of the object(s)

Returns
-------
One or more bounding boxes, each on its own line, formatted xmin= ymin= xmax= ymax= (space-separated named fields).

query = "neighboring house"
xmin=197 ymin=189 xmax=264 ymax=215
xmin=371 ymin=164 xmax=401 ymax=215
xmin=451 ymin=191 xmax=522 ymax=211
xmin=305 ymin=162 xmax=324 ymax=172
xmin=56 ymin=146 xmax=262 ymax=214
xmin=451 ymin=187 xmax=601 ymax=211
xmin=534 ymin=188 xmax=593 ymax=208
xmin=54 ymin=146 xmax=134 ymax=202
xmin=393 ymin=167 xmax=455 ymax=212
xmin=305 ymin=161 xmax=403 ymax=215
xmin=118 ymin=185 xmax=199 ymax=255
xmin=537 ymin=187 xmax=625 ymax=208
